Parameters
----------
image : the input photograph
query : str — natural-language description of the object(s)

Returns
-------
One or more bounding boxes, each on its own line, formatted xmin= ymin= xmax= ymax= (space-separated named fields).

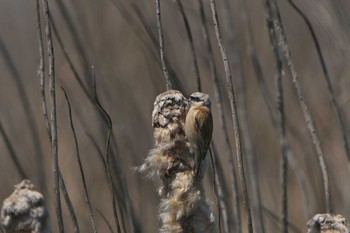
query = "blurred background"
xmin=0 ymin=0 xmax=350 ymax=232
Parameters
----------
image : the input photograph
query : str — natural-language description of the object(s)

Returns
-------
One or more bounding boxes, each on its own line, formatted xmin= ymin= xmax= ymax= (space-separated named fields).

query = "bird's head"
xmin=189 ymin=92 xmax=211 ymax=108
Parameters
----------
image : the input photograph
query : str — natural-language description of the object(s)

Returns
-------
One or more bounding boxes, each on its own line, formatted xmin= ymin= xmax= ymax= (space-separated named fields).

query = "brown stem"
xmin=209 ymin=0 xmax=253 ymax=232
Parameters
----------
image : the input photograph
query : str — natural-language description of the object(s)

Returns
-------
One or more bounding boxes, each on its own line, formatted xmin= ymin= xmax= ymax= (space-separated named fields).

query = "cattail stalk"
xmin=263 ymin=0 xmax=331 ymax=213
xmin=209 ymin=0 xmax=253 ymax=232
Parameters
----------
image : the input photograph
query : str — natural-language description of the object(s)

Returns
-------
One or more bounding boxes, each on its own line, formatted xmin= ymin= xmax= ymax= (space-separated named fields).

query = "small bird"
xmin=184 ymin=92 xmax=213 ymax=179
xmin=307 ymin=214 xmax=349 ymax=233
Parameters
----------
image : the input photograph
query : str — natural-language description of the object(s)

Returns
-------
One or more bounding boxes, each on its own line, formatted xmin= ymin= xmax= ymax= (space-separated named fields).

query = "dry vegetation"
xmin=1 ymin=0 xmax=350 ymax=232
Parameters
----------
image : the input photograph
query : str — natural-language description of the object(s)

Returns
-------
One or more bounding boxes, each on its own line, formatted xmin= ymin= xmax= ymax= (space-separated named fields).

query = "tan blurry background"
xmin=0 ymin=0 xmax=350 ymax=232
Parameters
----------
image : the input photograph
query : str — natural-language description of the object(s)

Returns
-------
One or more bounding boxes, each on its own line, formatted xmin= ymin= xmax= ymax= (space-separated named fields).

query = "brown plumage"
xmin=307 ymin=214 xmax=349 ymax=233
xmin=185 ymin=92 xmax=213 ymax=180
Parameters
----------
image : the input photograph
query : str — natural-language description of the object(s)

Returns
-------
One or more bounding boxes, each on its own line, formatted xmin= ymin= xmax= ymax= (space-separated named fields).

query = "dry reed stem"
xmin=53 ymin=19 xmax=133 ymax=231
xmin=248 ymin=3 xmax=315 ymax=216
xmin=175 ymin=0 xmax=201 ymax=91
xmin=96 ymin=210 xmax=114 ymax=233
xmin=287 ymin=0 xmax=350 ymax=164
xmin=276 ymin=43 xmax=288 ymax=233
xmin=91 ymin=68 xmax=122 ymax=233
xmin=40 ymin=0 xmax=64 ymax=230
xmin=62 ymin=88 xmax=98 ymax=233
xmin=53 ymin=16 xmax=133 ymax=230
xmin=156 ymin=0 xmax=172 ymax=90
xmin=110 ymin=0 xmax=184 ymax=92
xmin=264 ymin=0 xmax=331 ymax=213
xmin=209 ymin=0 xmax=253 ymax=232
xmin=227 ymin=0 xmax=267 ymax=231
xmin=35 ymin=0 xmax=50 ymax=139
xmin=251 ymin=0 xmax=288 ymax=230
xmin=261 ymin=206 xmax=303 ymax=233
xmin=211 ymin=144 xmax=232 ymax=233
xmin=58 ymin=171 xmax=80 ymax=233
xmin=36 ymin=9 xmax=80 ymax=232
xmin=197 ymin=1 xmax=240 ymax=231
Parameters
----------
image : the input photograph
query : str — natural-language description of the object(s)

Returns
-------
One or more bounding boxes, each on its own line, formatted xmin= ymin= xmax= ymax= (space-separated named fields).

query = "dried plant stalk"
xmin=209 ymin=0 xmax=253 ymax=232
xmin=263 ymin=0 xmax=331 ymax=213
xmin=287 ymin=0 xmax=350 ymax=164
xmin=91 ymin=69 xmax=122 ymax=233
xmin=227 ymin=0 xmax=266 ymax=231
xmin=139 ymin=90 xmax=216 ymax=233
xmin=175 ymin=0 xmax=201 ymax=91
xmin=62 ymin=88 xmax=98 ymax=233
xmin=59 ymin=171 xmax=80 ymax=233
xmin=197 ymin=1 xmax=241 ymax=231
xmin=155 ymin=0 xmax=172 ymax=90
xmin=251 ymin=0 xmax=288 ymax=230
xmin=1 ymin=180 xmax=49 ymax=233
xmin=40 ymin=0 xmax=64 ymax=230
xmin=35 ymin=0 xmax=50 ymax=138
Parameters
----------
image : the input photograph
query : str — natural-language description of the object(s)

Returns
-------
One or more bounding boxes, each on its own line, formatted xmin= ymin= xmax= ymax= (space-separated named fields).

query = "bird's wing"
xmin=194 ymin=106 xmax=213 ymax=159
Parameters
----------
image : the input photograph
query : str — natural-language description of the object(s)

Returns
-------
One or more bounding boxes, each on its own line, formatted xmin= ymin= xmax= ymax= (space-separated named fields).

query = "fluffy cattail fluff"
xmin=152 ymin=90 xmax=189 ymax=146
xmin=139 ymin=90 xmax=216 ymax=233
xmin=1 ymin=180 xmax=49 ymax=233
xmin=307 ymin=213 xmax=349 ymax=233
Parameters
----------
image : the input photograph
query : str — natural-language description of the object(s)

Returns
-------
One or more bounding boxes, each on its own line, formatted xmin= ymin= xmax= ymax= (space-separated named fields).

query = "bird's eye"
xmin=190 ymin=96 xmax=199 ymax=101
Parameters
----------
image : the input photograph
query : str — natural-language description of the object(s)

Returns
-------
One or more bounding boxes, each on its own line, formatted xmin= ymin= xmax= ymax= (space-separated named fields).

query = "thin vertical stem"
xmin=96 ymin=210 xmax=114 ymax=233
xmin=250 ymin=0 xmax=289 ymax=230
xmin=276 ymin=42 xmax=288 ymax=233
xmin=209 ymin=0 xmax=253 ymax=232
xmin=155 ymin=0 xmax=172 ymax=90
xmin=175 ymin=0 xmax=201 ymax=91
xmin=36 ymin=6 xmax=80 ymax=232
xmin=261 ymin=206 xmax=303 ymax=233
xmin=287 ymin=0 xmax=350 ymax=163
xmin=243 ymin=5 xmax=314 ymax=218
xmin=62 ymin=88 xmax=98 ymax=233
xmin=91 ymin=67 xmax=122 ymax=233
xmin=198 ymin=0 xmax=240 ymax=231
xmin=227 ymin=0 xmax=266 ymax=230
xmin=59 ymin=171 xmax=80 ymax=233
xmin=41 ymin=0 xmax=64 ymax=231
xmin=264 ymin=0 xmax=331 ymax=213
xmin=208 ymin=146 xmax=222 ymax=233
xmin=211 ymin=144 xmax=233 ymax=233
xmin=35 ymin=0 xmax=50 ymax=138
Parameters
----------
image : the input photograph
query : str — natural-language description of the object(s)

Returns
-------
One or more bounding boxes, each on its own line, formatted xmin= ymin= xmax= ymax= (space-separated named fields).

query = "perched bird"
xmin=185 ymin=92 xmax=213 ymax=179
xmin=307 ymin=214 xmax=349 ymax=233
